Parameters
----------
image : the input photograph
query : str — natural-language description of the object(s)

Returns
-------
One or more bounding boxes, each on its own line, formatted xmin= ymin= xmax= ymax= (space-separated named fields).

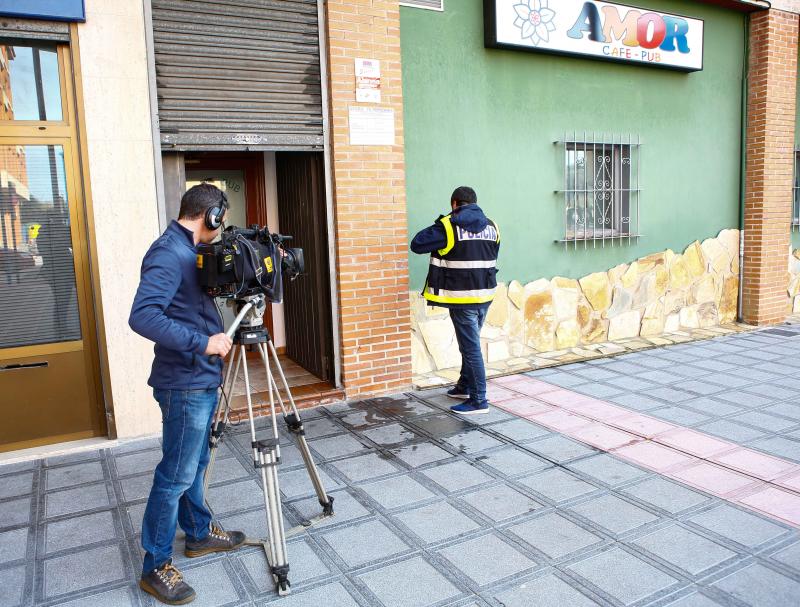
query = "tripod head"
xmin=209 ymin=293 xmax=270 ymax=364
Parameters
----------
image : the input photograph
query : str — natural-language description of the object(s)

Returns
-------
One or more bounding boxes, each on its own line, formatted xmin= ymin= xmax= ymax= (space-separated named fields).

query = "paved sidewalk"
xmin=3 ymin=326 xmax=800 ymax=606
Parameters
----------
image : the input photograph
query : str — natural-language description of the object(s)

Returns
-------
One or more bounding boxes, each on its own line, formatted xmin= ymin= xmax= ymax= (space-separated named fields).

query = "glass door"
xmin=0 ymin=40 xmax=105 ymax=451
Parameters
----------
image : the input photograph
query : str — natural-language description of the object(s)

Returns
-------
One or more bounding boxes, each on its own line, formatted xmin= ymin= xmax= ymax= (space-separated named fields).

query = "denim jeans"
xmin=141 ymin=388 xmax=218 ymax=573
xmin=449 ymin=306 xmax=489 ymax=405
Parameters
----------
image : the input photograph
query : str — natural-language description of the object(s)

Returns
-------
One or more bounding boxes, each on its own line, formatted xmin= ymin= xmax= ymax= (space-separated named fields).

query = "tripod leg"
xmin=203 ymin=347 xmax=242 ymax=496
xmin=242 ymin=345 xmax=292 ymax=595
xmin=264 ymin=341 xmax=334 ymax=516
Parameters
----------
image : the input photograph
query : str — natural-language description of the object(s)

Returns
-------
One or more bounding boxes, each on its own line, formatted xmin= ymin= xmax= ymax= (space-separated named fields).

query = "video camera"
xmin=196 ymin=225 xmax=304 ymax=302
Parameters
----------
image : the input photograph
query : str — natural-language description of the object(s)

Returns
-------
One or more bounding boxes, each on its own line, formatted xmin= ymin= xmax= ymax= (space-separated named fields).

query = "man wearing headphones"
xmin=129 ymin=183 xmax=244 ymax=605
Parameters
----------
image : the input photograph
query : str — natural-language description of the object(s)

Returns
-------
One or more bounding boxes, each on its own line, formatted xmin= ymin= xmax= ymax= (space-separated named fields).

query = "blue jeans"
xmin=141 ymin=388 xmax=218 ymax=573
xmin=449 ymin=307 xmax=488 ymax=405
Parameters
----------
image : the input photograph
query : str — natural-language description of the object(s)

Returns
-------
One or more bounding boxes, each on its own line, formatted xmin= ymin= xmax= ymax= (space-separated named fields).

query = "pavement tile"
xmin=291 ymin=489 xmax=372 ymax=529
xmin=680 ymin=380 xmax=727 ymax=396
xmin=747 ymin=436 xmax=800 ymax=463
xmin=437 ymin=533 xmax=537 ymax=586
xmin=361 ymin=423 xmax=420 ymax=446
xmin=570 ymin=424 xmax=639 ymax=451
xmin=572 ymin=383 xmax=626 ymax=399
xmin=443 ymin=430 xmax=505 ymax=454
xmin=702 ymin=372 xmax=761 ymax=388
xmin=178 ymin=560 xmax=241 ymax=606
xmin=0 ymin=527 xmax=28 ymax=564
xmin=43 ymin=544 xmax=125 ymax=598
xmin=645 ymin=387 xmax=706 ymax=403
xmin=0 ymin=565 xmax=25 ymax=607
xmin=48 ymin=587 xmax=135 ymax=607
xmin=569 ymin=494 xmax=660 ymax=536
xmin=709 ymin=448 xmax=797 ymax=481
xmin=329 ymin=452 xmax=401 ymax=483
xmin=517 ymin=468 xmax=598 ymax=503
xmin=605 ymin=414 xmax=676 ymax=438
xmin=568 ymin=547 xmax=679 ymax=605
xmin=743 ymin=383 xmax=798 ymax=400
xmin=476 ymin=447 xmax=550 ymax=477
xmin=360 ymin=474 xmax=437 ymax=510
xmin=694 ymin=420 xmax=767 ymax=444
xmin=764 ymin=402 xmax=800 ymax=421
xmin=489 ymin=419 xmax=552 ymax=443
xmin=44 ymin=484 xmax=111 ymax=519
xmin=680 ymin=397 xmax=744 ymax=417
xmin=654 ymin=429 xmax=734 ymax=458
xmin=526 ymin=434 xmax=598 ymax=463
xmin=688 ymin=504 xmax=789 ymax=548
xmin=358 ymin=556 xmax=461 ymax=607
xmin=270 ymin=582 xmax=360 ymax=607
xmin=536 ymin=389 xmax=595 ymax=408
xmin=668 ymin=462 xmax=760 ymax=497
xmin=308 ymin=434 xmax=369 ymax=459
xmin=420 ymin=460 xmax=493 ymax=492
xmin=0 ymin=461 xmax=35 ymax=475
xmin=207 ymin=479 xmax=265 ymax=514
xmin=527 ymin=409 xmax=593 ymax=433
xmin=732 ymin=411 xmax=799 ymax=433
xmin=321 ymin=519 xmax=409 ymax=567
xmin=393 ymin=500 xmax=481 ymax=543
xmin=669 ymin=365 xmax=712 ymax=379
xmin=663 ymin=593 xmax=725 ymax=607
xmin=715 ymin=392 xmax=774 ymax=408
xmin=504 ymin=378 xmax=561 ymax=396
xmin=689 ymin=360 xmax=737 ymax=372
xmin=539 ymin=373 xmax=589 ymax=388
xmin=770 ymin=541 xmax=800 ymax=571
xmin=44 ymin=510 xmax=116 ymax=554
xmin=636 ymin=370 xmax=680 ymax=384
xmin=280 ymin=467 xmax=341 ymax=500
xmin=497 ymin=396 xmax=553 ymax=417
xmin=648 ymin=406 xmax=712 ymax=427
xmin=0 ymin=473 xmax=34 ymax=500
xmin=302 ymin=417 xmax=346 ymax=439
xmin=241 ymin=541 xmax=331 ymax=591
xmin=714 ymin=563 xmax=800 ymax=606
xmin=632 ymin=524 xmax=738 ymax=576
xmin=738 ymin=486 xmax=800 ymax=527
xmin=389 ymin=442 xmax=454 ymax=468
xmin=486 ymin=384 xmax=517 ymax=402
xmin=492 ymin=572 xmax=601 ymax=607
xmin=613 ymin=441 xmax=696 ymax=472
xmin=607 ymin=393 xmax=665 ymax=411
xmin=563 ymin=399 xmax=630 ymax=421
xmin=570 ymin=367 xmax=621 ymax=381
xmin=774 ymin=470 xmax=800 ymax=492
xmin=408 ymin=413 xmax=471 ymax=438
xmin=113 ymin=450 xmax=162 ymax=477
xmin=507 ymin=512 xmax=603 ymax=560
xmin=567 ymin=454 xmax=650 ymax=486
xmin=460 ymin=483 xmax=542 ymax=522
xmin=621 ymin=477 xmax=710 ymax=515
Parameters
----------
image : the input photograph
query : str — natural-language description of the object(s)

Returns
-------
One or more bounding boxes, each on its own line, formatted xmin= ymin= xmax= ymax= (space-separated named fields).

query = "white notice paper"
xmin=348 ymin=106 xmax=395 ymax=146
xmin=355 ymin=58 xmax=381 ymax=103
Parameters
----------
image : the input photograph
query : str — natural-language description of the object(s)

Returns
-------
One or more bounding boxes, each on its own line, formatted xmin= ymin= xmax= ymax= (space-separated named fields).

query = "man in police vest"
xmin=411 ymin=186 xmax=500 ymax=414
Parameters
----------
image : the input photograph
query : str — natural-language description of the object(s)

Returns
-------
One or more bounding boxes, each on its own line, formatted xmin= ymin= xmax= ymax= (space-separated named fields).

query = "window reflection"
xmin=1 ymin=43 xmax=63 ymax=121
xmin=0 ymin=145 xmax=80 ymax=348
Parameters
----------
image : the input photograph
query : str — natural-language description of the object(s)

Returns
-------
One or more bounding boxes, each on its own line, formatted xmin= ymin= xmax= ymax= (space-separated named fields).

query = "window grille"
xmin=794 ymin=149 xmax=800 ymax=231
xmin=400 ymin=0 xmax=444 ymax=11
xmin=555 ymin=133 xmax=642 ymax=248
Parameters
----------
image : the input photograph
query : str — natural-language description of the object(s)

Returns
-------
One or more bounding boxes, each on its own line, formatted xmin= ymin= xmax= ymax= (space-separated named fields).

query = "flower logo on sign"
xmin=513 ymin=0 xmax=556 ymax=47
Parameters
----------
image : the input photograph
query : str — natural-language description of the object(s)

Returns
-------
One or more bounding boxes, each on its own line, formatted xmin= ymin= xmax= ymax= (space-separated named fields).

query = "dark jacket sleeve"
xmin=129 ymin=245 xmax=209 ymax=355
xmin=410 ymin=218 xmax=447 ymax=254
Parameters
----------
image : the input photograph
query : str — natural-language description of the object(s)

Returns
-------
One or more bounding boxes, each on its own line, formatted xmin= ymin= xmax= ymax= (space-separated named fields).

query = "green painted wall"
xmin=401 ymin=0 xmax=746 ymax=287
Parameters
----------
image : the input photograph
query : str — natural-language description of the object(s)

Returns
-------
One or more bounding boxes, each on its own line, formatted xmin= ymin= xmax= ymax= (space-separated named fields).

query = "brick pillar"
xmin=325 ymin=1 xmax=412 ymax=397
xmin=742 ymin=9 xmax=798 ymax=325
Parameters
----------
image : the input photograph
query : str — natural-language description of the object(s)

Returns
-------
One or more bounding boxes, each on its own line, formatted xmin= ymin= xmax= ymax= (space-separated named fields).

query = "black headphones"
xmin=204 ymin=189 xmax=228 ymax=230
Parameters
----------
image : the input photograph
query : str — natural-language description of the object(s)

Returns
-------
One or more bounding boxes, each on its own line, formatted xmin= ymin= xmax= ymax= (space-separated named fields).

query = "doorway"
xmin=180 ymin=151 xmax=337 ymax=407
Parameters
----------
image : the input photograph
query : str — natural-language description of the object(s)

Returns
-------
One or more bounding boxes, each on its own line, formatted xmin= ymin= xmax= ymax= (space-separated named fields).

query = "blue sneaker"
xmin=446 ymin=386 xmax=470 ymax=400
xmin=450 ymin=401 xmax=490 ymax=415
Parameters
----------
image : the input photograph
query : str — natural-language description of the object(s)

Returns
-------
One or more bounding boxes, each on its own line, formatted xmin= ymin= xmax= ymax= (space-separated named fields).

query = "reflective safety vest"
xmin=423 ymin=214 xmax=500 ymax=306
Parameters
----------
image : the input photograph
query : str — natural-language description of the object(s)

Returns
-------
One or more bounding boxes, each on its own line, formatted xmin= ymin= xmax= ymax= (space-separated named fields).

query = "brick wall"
xmin=742 ymin=9 xmax=798 ymax=325
xmin=324 ymin=1 xmax=412 ymax=397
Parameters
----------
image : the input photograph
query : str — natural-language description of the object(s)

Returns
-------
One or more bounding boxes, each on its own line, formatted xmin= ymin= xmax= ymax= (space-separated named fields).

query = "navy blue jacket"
xmin=410 ymin=204 xmax=493 ymax=310
xmin=129 ymin=221 xmax=224 ymax=390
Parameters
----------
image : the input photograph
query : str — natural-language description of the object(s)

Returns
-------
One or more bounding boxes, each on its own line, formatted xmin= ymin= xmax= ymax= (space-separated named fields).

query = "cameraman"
xmin=129 ymin=183 xmax=245 ymax=605
xmin=411 ymin=186 xmax=500 ymax=415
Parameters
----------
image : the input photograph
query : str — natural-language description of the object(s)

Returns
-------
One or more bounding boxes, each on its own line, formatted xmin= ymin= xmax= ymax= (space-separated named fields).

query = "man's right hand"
xmin=205 ymin=333 xmax=233 ymax=358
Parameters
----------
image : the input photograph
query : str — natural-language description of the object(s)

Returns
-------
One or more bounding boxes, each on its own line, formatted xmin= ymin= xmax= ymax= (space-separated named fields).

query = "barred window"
xmin=400 ymin=0 xmax=444 ymax=10
xmin=794 ymin=149 xmax=799 ymax=230
xmin=556 ymin=134 xmax=642 ymax=247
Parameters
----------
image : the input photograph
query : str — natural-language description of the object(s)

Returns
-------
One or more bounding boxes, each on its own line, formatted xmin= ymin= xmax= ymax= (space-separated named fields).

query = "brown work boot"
xmin=139 ymin=560 xmax=196 ymax=605
xmin=184 ymin=524 xmax=246 ymax=558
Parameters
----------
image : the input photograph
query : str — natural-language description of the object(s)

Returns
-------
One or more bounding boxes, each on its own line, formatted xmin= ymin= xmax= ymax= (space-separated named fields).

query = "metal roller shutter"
xmin=151 ymin=0 xmax=323 ymax=151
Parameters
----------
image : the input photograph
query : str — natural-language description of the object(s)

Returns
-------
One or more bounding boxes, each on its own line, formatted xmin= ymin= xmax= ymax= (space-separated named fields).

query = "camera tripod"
xmin=203 ymin=294 xmax=334 ymax=595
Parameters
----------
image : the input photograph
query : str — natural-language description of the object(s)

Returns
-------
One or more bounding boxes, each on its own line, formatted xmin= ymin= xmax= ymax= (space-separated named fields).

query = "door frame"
xmin=0 ymin=41 xmax=106 ymax=449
